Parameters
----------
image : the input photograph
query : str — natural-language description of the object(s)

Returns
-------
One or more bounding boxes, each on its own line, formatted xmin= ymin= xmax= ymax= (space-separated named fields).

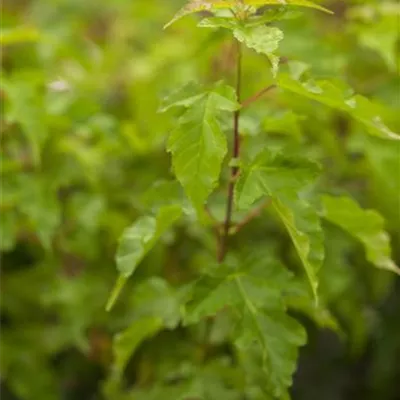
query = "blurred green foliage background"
xmin=1 ymin=0 xmax=399 ymax=399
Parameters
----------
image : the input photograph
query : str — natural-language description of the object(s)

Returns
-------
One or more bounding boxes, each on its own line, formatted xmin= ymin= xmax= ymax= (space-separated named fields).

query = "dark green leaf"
xmin=184 ymin=253 xmax=306 ymax=397
xmin=235 ymin=149 xmax=323 ymax=298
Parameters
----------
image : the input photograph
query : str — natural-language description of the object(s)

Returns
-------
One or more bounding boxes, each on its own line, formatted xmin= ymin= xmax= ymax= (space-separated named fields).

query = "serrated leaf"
xmin=235 ymin=149 xmax=323 ymax=299
xmin=236 ymin=307 xmax=306 ymax=397
xmin=199 ymin=17 xmax=284 ymax=76
xmin=234 ymin=25 xmax=284 ymax=77
xmin=272 ymin=198 xmax=324 ymax=300
xmin=235 ymin=149 xmax=320 ymax=210
xmin=278 ymin=70 xmax=400 ymax=140
xmin=164 ymin=83 xmax=240 ymax=217
xmin=321 ymin=195 xmax=400 ymax=275
xmin=184 ymin=253 xmax=306 ymax=396
xmin=165 ymin=0 xmax=332 ymax=29
xmin=106 ymin=205 xmax=182 ymax=311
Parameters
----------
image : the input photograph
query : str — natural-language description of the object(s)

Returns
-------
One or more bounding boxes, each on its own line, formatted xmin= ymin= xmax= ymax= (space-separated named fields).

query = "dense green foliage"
xmin=1 ymin=1 xmax=399 ymax=399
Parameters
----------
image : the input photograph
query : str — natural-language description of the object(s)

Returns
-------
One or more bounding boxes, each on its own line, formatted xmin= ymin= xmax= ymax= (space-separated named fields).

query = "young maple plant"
xmin=106 ymin=1 xmax=399 ymax=398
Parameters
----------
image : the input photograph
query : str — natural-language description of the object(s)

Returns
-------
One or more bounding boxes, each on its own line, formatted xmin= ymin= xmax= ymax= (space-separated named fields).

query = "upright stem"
xmin=218 ymin=40 xmax=242 ymax=263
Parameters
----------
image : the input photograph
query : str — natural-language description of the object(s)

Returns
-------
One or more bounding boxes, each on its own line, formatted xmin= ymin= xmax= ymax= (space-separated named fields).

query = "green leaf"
xmin=110 ymin=316 xmax=163 ymax=383
xmin=198 ymin=18 xmax=284 ymax=76
xmin=244 ymin=0 xmax=332 ymax=14
xmin=165 ymin=0 xmax=332 ymax=28
xmin=278 ymin=69 xmax=400 ymax=141
xmin=106 ymin=205 xmax=182 ymax=311
xmin=233 ymin=25 xmax=284 ymax=77
xmin=163 ymin=82 xmax=240 ymax=217
xmin=272 ymin=198 xmax=324 ymax=301
xmin=321 ymin=195 xmax=400 ymax=275
xmin=235 ymin=149 xmax=323 ymax=299
xmin=184 ymin=252 xmax=306 ymax=397
xmin=235 ymin=149 xmax=320 ymax=210
xmin=236 ymin=308 xmax=306 ymax=398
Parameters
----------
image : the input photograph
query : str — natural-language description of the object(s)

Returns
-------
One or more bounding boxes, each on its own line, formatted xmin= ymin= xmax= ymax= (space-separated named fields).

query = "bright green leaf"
xmin=321 ymin=195 xmax=400 ymax=275
xmin=233 ymin=25 xmax=284 ymax=77
xmin=199 ymin=16 xmax=284 ymax=76
xmin=163 ymin=82 xmax=240 ymax=217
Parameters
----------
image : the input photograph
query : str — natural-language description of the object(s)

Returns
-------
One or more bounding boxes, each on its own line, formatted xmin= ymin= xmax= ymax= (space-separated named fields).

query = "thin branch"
xmin=218 ymin=40 xmax=242 ymax=263
xmin=241 ymin=84 xmax=277 ymax=109
xmin=230 ymin=199 xmax=271 ymax=235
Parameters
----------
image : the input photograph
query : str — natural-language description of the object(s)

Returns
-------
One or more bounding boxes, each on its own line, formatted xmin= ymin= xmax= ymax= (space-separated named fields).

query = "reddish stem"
xmin=218 ymin=40 xmax=242 ymax=263
xmin=241 ymin=84 xmax=277 ymax=109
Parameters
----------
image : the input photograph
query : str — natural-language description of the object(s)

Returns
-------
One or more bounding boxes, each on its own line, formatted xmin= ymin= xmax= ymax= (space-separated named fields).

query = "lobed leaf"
xmin=235 ymin=149 xmax=323 ymax=299
xmin=184 ymin=253 xmax=306 ymax=396
xmin=321 ymin=195 xmax=400 ymax=275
